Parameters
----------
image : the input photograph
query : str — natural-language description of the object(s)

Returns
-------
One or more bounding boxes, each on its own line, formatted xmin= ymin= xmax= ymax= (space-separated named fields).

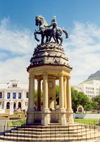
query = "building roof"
xmin=0 ymin=80 xmax=28 ymax=90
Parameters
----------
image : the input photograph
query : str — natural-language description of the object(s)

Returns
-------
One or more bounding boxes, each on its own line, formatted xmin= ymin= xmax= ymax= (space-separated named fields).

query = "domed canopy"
xmin=27 ymin=42 xmax=72 ymax=71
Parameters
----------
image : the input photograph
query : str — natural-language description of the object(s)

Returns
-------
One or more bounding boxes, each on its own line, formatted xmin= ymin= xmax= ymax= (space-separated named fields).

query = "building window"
xmin=0 ymin=92 xmax=2 ymax=98
xmin=7 ymin=92 xmax=10 ymax=99
xmin=86 ymin=87 xmax=94 ymax=90
xmin=18 ymin=93 xmax=21 ymax=99
xmin=13 ymin=92 xmax=16 ymax=99
xmin=12 ymin=84 xmax=17 ymax=87
xmin=18 ymin=102 xmax=21 ymax=109
xmin=6 ymin=102 xmax=10 ymax=109
xmin=26 ymin=92 xmax=28 ymax=98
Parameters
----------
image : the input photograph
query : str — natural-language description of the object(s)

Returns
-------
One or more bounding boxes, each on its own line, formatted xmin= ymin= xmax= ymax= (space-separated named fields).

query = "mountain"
xmin=79 ymin=70 xmax=100 ymax=84
xmin=88 ymin=70 xmax=100 ymax=79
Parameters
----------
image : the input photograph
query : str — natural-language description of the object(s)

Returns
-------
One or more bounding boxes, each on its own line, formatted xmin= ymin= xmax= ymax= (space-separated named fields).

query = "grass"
xmin=7 ymin=119 xmax=26 ymax=127
xmin=74 ymin=119 xmax=99 ymax=125
xmin=7 ymin=119 xmax=100 ymax=127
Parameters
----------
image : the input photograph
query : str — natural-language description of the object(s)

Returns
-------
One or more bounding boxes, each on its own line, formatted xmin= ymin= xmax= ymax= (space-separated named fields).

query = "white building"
xmin=0 ymin=80 xmax=28 ymax=111
xmin=75 ymin=80 xmax=100 ymax=98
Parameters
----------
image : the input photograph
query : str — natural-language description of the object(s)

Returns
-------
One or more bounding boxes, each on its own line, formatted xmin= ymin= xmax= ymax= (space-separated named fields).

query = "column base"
xmin=66 ymin=109 xmax=74 ymax=124
xmin=27 ymin=108 xmax=34 ymax=112
xmin=59 ymin=108 xmax=66 ymax=126
xmin=26 ymin=108 xmax=35 ymax=125
xmin=41 ymin=109 xmax=50 ymax=126
xmin=26 ymin=112 xmax=35 ymax=125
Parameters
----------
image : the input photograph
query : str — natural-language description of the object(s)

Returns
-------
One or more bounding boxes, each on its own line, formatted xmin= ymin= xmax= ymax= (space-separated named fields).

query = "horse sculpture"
xmin=34 ymin=15 xmax=68 ymax=45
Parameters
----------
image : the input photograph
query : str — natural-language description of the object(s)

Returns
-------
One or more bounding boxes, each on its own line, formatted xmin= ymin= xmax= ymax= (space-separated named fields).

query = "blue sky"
xmin=0 ymin=0 xmax=100 ymax=85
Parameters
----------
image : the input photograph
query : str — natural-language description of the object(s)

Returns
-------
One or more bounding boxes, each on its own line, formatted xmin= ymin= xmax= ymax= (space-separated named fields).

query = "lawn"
xmin=7 ymin=119 xmax=100 ymax=127
xmin=7 ymin=119 xmax=26 ymax=127
xmin=74 ymin=119 xmax=99 ymax=125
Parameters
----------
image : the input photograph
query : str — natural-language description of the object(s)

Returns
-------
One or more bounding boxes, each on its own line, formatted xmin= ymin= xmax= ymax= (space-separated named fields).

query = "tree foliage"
xmin=56 ymin=85 xmax=59 ymax=105
xmin=71 ymin=87 xmax=94 ymax=112
xmin=92 ymin=95 xmax=100 ymax=104
xmin=34 ymin=86 xmax=98 ymax=111
xmin=34 ymin=90 xmax=43 ymax=105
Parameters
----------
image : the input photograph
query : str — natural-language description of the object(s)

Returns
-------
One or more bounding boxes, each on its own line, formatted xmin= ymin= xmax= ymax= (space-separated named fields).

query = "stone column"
xmin=28 ymin=74 xmax=35 ymax=111
xmin=4 ymin=90 xmax=6 ymax=99
xmin=66 ymin=76 xmax=74 ymax=124
xmin=4 ymin=101 xmax=6 ymax=109
xmin=42 ymin=72 xmax=50 ymax=126
xmin=43 ymin=73 xmax=48 ymax=110
xmin=59 ymin=73 xmax=64 ymax=110
xmin=67 ymin=77 xmax=72 ymax=111
xmin=22 ymin=91 xmax=24 ymax=99
xmin=11 ymin=92 xmax=13 ymax=100
xmin=16 ymin=92 xmax=18 ymax=100
xmin=22 ymin=100 xmax=24 ymax=110
xmin=26 ymin=74 xmax=35 ymax=124
xmin=4 ymin=90 xmax=6 ymax=109
xmin=37 ymin=79 xmax=41 ymax=111
xmin=59 ymin=73 xmax=66 ymax=125
xmin=64 ymin=77 xmax=67 ymax=109
xmin=16 ymin=101 xmax=18 ymax=109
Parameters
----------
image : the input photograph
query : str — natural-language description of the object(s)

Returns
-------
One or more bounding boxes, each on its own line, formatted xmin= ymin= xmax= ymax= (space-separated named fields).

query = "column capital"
xmin=43 ymin=72 xmax=48 ymax=76
xmin=63 ymin=76 xmax=67 ymax=80
xmin=29 ymin=74 xmax=35 ymax=78
xmin=59 ymin=72 xmax=64 ymax=77
xmin=37 ymin=77 xmax=42 ymax=81
xmin=67 ymin=76 xmax=71 ymax=79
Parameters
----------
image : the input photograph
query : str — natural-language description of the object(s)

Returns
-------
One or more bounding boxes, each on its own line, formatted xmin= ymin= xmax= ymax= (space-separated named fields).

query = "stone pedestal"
xmin=59 ymin=109 xmax=66 ymax=125
xmin=41 ymin=109 xmax=50 ymax=125
xmin=66 ymin=110 xmax=74 ymax=124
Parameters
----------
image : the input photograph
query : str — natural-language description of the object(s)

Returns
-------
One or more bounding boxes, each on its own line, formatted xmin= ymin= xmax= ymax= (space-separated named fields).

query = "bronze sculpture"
xmin=34 ymin=15 xmax=68 ymax=45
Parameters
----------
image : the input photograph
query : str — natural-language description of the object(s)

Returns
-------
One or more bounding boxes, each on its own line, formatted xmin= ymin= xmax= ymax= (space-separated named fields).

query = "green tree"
xmin=90 ymin=101 xmax=98 ymax=110
xmin=34 ymin=90 xmax=43 ymax=106
xmin=56 ymin=85 xmax=59 ymax=105
xmin=92 ymin=95 xmax=100 ymax=104
xmin=71 ymin=87 xmax=93 ymax=112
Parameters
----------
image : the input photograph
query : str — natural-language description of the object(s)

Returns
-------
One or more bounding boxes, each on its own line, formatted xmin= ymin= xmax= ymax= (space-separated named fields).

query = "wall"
xmin=73 ymin=113 xmax=100 ymax=119
xmin=0 ymin=109 xmax=5 ymax=113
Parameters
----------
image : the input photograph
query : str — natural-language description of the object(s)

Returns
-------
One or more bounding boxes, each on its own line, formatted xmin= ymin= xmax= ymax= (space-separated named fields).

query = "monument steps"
xmin=0 ymin=124 xmax=99 ymax=141
xmin=11 ymin=128 xmax=90 ymax=133
xmin=0 ymin=135 xmax=99 ymax=142
xmin=4 ymin=130 xmax=98 ymax=137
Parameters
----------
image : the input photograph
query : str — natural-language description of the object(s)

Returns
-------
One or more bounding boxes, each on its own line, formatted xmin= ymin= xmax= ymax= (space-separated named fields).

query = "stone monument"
xmin=77 ymin=105 xmax=84 ymax=113
xmin=26 ymin=15 xmax=74 ymax=126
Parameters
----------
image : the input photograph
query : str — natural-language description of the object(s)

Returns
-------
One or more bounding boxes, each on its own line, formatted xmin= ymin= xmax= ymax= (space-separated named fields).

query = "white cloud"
xmin=0 ymin=17 xmax=35 ymax=83
xmin=0 ymin=55 xmax=29 ymax=83
xmin=64 ymin=21 xmax=100 ymax=85
xmin=0 ymin=18 xmax=100 ymax=87
xmin=0 ymin=17 xmax=36 ymax=55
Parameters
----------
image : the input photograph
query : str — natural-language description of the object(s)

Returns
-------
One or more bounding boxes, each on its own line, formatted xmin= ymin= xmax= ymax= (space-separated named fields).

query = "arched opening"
xmin=6 ymin=102 xmax=10 ymax=109
xmin=18 ymin=102 xmax=21 ymax=109
xmin=13 ymin=102 xmax=16 ymax=109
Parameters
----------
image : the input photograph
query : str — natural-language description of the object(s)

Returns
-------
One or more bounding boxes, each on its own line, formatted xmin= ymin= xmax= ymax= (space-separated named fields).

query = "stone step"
xmin=48 ymin=123 xmax=61 ymax=125
xmin=5 ymin=130 xmax=98 ymax=138
xmin=11 ymin=128 xmax=91 ymax=134
xmin=17 ymin=126 xmax=91 ymax=131
xmin=0 ymin=135 xmax=99 ymax=142
xmin=22 ymin=124 xmax=79 ymax=128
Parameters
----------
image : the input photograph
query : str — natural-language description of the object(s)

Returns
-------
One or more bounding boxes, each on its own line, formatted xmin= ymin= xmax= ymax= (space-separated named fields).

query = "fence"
xmin=0 ymin=120 xmax=100 ymax=142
